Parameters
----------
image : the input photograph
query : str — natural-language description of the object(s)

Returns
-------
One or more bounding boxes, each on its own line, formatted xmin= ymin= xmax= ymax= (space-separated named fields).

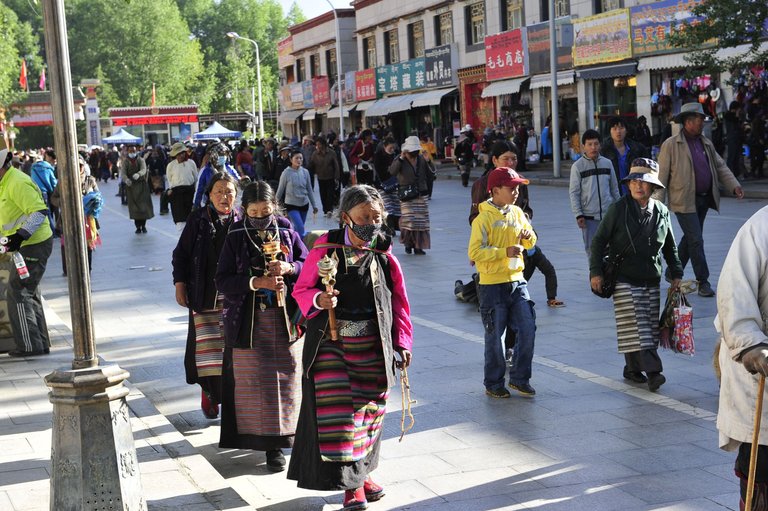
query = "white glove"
xmin=132 ymin=173 xmax=140 ymax=180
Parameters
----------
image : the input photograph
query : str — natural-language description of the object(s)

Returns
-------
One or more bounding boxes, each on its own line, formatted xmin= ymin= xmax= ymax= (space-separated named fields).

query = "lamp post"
xmin=227 ymin=32 xmax=265 ymax=139
xmin=325 ymin=0 xmax=345 ymax=142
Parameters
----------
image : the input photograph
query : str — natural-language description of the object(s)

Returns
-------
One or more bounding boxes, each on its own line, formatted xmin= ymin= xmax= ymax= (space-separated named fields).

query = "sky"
xmin=279 ymin=0 xmax=350 ymax=23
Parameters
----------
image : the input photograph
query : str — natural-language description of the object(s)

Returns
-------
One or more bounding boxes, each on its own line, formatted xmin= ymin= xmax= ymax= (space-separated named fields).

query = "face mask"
xmin=247 ymin=215 xmax=274 ymax=230
xmin=128 ymin=152 xmax=137 ymax=159
xmin=217 ymin=156 xmax=227 ymax=167
xmin=347 ymin=220 xmax=381 ymax=243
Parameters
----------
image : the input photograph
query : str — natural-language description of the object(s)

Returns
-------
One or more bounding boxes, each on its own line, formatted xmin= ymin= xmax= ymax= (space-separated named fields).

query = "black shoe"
xmin=509 ymin=382 xmax=536 ymax=397
xmin=159 ymin=210 xmax=169 ymax=215
xmin=414 ymin=249 xmax=426 ymax=255
xmin=405 ymin=246 xmax=413 ymax=254
xmin=141 ymin=226 xmax=147 ymax=233
xmin=623 ymin=366 xmax=647 ymax=383
xmin=485 ymin=387 xmax=511 ymax=398
xmin=265 ymin=449 xmax=286 ymax=472
xmin=7 ymin=349 xmax=48 ymax=357
xmin=698 ymin=281 xmax=715 ymax=297
xmin=135 ymin=228 xmax=141 ymax=234
xmin=648 ymin=373 xmax=666 ymax=392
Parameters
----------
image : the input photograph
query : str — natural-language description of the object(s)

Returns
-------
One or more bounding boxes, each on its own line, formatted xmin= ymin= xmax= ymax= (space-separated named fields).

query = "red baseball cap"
xmin=487 ymin=167 xmax=529 ymax=193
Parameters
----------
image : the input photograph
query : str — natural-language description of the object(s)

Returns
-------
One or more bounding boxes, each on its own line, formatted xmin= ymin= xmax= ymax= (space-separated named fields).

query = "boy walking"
xmin=468 ymin=167 xmax=538 ymax=398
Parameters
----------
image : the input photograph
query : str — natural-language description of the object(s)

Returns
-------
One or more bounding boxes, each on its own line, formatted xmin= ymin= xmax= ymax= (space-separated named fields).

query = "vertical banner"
xmin=312 ymin=76 xmax=331 ymax=107
xmin=355 ymin=69 xmax=377 ymax=101
xmin=424 ymin=44 xmax=458 ymax=88
xmin=302 ymin=80 xmax=314 ymax=108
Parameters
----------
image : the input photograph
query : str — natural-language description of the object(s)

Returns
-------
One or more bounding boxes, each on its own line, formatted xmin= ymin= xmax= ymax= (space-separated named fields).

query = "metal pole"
xmin=41 ymin=0 xmax=96 ymax=369
xmin=277 ymin=91 xmax=282 ymax=135
xmin=327 ymin=2 xmax=345 ymax=142
xmin=253 ymin=40 xmax=265 ymax=139
xmin=252 ymin=86 xmax=256 ymax=135
xmin=549 ymin=2 xmax=561 ymax=179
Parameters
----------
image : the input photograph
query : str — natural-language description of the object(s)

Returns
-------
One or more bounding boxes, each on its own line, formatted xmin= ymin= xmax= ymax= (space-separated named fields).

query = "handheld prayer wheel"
xmin=317 ymin=254 xmax=339 ymax=341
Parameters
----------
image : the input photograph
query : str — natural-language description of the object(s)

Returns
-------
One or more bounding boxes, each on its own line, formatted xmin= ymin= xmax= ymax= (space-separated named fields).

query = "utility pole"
xmin=40 ymin=1 xmax=144 ymax=508
xmin=549 ymin=1 xmax=561 ymax=178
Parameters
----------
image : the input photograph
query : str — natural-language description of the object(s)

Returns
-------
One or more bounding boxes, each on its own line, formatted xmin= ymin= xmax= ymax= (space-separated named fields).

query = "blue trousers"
xmin=675 ymin=194 xmax=711 ymax=284
xmin=478 ymin=282 xmax=536 ymax=391
xmin=286 ymin=207 xmax=308 ymax=238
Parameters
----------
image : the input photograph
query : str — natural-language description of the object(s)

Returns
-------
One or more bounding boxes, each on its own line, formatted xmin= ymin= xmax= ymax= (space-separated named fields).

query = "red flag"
xmin=19 ymin=59 xmax=28 ymax=91
xmin=151 ymin=83 xmax=156 ymax=107
xmin=38 ymin=68 xmax=46 ymax=90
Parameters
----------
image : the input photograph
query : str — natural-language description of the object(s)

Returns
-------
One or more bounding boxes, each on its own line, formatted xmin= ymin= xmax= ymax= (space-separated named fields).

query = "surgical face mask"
xmin=347 ymin=220 xmax=381 ymax=243
xmin=217 ymin=156 xmax=227 ymax=167
xmin=247 ymin=214 xmax=274 ymax=230
xmin=128 ymin=152 xmax=137 ymax=159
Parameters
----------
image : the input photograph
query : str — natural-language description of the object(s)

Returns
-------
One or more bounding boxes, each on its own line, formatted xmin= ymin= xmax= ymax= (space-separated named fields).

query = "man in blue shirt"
xmin=601 ymin=117 xmax=649 ymax=196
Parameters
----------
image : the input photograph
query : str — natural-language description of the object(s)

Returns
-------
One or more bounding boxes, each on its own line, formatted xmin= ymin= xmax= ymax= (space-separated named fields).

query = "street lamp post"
xmin=227 ymin=32 xmax=265 ymax=139
xmin=325 ymin=1 xmax=345 ymax=142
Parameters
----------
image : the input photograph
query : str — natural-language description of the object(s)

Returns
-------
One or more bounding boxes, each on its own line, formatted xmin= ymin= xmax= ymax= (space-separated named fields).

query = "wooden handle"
xmin=746 ymin=375 xmax=766 ymax=511
xmin=325 ymin=284 xmax=338 ymax=341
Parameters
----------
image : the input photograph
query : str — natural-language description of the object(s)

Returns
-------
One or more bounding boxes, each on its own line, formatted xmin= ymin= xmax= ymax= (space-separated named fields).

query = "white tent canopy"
xmin=102 ymin=127 xmax=142 ymax=145
xmin=193 ymin=121 xmax=242 ymax=140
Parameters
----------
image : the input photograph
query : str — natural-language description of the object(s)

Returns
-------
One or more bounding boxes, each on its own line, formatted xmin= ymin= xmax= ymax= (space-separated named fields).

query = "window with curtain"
xmin=408 ymin=21 xmax=425 ymax=59
xmin=363 ymin=36 xmax=376 ymax=69
xmin=555 ymin=0 xmax=570 ymax=17
xmin=385 ymin=29 xmax=399 ymax=64
xmin=504 ymin=0 xmax=523 ymax=31
xmin=326 ymin=48 xmax=337 ymax=84
xmin=437 ymin=12 xmax=453 ymax=46
xmin=296 ymin=58 xmax=305 ymax=82
xmin=466 ymin=2 xmax=486 ymax=46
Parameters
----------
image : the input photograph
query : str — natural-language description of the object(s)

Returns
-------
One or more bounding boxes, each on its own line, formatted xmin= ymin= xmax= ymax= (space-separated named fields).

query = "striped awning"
xmin=481 ymin=78 xmax=529 ymax=98
xmin=529 ymin=71 xmax=575 ymax=89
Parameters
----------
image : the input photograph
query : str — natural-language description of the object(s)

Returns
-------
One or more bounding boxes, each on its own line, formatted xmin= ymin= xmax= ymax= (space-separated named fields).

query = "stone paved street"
xmin=2 ymin=168 xmax=767 ymax=510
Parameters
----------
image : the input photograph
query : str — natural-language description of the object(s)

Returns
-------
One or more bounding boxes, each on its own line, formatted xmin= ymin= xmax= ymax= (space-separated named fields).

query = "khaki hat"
xmin=170 ymin=142 xmax=186 ymax=157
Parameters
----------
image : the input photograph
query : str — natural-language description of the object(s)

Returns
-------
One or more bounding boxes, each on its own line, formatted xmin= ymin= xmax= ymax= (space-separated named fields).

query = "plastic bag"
xmin=672 ymin=294 xmax=694 ymax=356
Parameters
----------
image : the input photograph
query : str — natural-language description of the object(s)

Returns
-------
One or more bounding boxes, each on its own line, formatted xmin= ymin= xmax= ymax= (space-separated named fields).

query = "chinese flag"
xmin=151 ymin=83 xmax=156 ymax=107
xmin=19 ymin=59 xmax=28 ymax=91
xmin=38 ymin=68 xmax=46 ymax=91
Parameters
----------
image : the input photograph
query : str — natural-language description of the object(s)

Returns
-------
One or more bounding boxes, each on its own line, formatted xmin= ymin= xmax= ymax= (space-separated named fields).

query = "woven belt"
xmin=336 ymin=318 xmax=378 ymax=337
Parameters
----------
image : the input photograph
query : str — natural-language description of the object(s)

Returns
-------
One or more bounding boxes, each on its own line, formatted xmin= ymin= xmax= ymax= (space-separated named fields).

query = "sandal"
xmin=547 ymin=299 xmax=565 ymax=308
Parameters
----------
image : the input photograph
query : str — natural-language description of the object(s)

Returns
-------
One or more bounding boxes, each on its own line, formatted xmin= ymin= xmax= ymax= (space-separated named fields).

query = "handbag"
xmin=380 ymin=176 xmax=398 ymax=193
xmin=398 ymin=183 xmax=419 ymax=202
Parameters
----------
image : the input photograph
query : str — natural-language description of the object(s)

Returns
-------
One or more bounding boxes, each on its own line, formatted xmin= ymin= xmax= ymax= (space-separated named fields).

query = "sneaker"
xmin=265 ymin=449 xmax=286 ymax=472
xmin=648 ymin=373 xmax=666 ymax=392
xmin=698 ymin=281 xmax=715 ymax=297
xmin=343 ymin=488 xmax=367 ymax=511
xmin=623 ymin=366 xmax=647 ymax=384
xmin=509 ymin=382 xmax=536 ymax=397
xmin=485 ymin=387 xmax=511 ymax=398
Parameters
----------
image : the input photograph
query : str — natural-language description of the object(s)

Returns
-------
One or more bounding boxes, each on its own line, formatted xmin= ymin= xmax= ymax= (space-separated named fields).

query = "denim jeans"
xmin=478 ymin=282 xmax=536 ymax=390
xmin=286 ymin=208 xmax=308 ymax=238
xmin=675 ymin=194 xmax=710 ymax=284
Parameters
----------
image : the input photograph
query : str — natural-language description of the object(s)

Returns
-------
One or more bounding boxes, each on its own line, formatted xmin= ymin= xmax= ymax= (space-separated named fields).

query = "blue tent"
xmin=102 ymin=127 xmax=142 ymax=145
xmin=193 ymin=121 xmax=242 ymax=141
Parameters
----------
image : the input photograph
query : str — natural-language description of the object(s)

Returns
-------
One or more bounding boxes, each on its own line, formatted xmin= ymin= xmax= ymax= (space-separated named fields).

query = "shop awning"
xmin=410 ymin=87 xmax=457 ymax=108
xmin=577 ymin=63 xmax=637 ymax=80
xmin=279 ymin=110 xmax=305 ymax=123
xmin=529 ymin=71 xmax=575 ymax=89
xmin=303 ymin=108 xmax=317 ymax=121
xmin=316 ymin=106 xmax=330 ymax=116
xmin=637 ymin=53 xmax=689 ymax=72
xmin=355 ymin=100 xmax=376 ymax=112
xmin=365 ymin=94 xmax=416 ymax=116
xmin=481 ymin=78 xmax=529 ymax=98
xmin=715 ymin=41 xmax=768 ymax=59
xmin=326 ymin=104 xmax=356 ymax=118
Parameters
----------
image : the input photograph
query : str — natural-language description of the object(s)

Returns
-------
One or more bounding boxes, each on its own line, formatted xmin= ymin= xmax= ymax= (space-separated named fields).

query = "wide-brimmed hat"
xmin=169 ymin=142 xmax=186 ymax=157
xmin=401 ymin=135 xmax=421 ymax=153
xmin=674 ymin=102 xmax=706 ymax=123
xmin=622 ymin=158 xmax=665 ymax=189
xmin=487 ymin=167 xmax=529 ymax=193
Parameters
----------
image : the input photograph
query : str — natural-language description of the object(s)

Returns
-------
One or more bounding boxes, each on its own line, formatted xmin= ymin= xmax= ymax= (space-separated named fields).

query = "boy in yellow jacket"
xmin=468 ymin=167 xmax=537 ymax=398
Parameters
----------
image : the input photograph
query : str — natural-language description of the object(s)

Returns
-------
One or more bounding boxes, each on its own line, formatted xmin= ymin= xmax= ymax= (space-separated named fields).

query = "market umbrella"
xmin=193 ymin=121 xmax=242 ymax=141
xmin=102 ymin=127 xmax=143 ymax=145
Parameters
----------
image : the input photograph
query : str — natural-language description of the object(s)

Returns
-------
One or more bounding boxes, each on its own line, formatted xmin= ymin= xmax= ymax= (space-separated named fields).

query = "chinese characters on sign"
xmin=375 ymin=58 xmax=426 ymax=95
xmin=527 ymin=17 xmax=573 ymax=75
xmin=312 ymin=76 xmax=331 ymax=107
xmin=424 ymin=44 xmax=457 ymax=88
xmin=573 ymin=9 xmax=632 ymax=67
xmin=485 ymin=29 xmax=527 ymax=81
xmin=302 ymin=81 xmax=314 ymax=108
xmin=629 ymin=0 xmax=703 ymax=56
xmin=355 ymin=69 xmax=377 ymax=101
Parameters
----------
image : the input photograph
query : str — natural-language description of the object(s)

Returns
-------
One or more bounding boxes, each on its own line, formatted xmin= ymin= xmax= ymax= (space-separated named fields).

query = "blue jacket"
xmin=30 ymin=160 xmax=57 ymax=198
xmin=193 ymin=163 xmax=239 ymax=208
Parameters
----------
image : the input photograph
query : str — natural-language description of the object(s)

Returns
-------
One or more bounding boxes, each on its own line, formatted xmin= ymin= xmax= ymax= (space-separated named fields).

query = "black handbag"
xmin=398 ymin=183 xmax=419 ymax=202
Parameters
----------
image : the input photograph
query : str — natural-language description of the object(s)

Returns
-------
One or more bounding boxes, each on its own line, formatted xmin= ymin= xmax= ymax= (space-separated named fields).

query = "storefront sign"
xmin=113 ymin=114 xmax=198 ymax=126
xmin=573 ymin=9 xmax=632 ymax=67
xmin=312 ymin=76 xmax=331 ymax=107
xmin=355 ymin=69 xmax=377 ymax=101
xmin=302 ymin=80 xmax=314 ymax=108
xmin=630 ymin=0 xmax=703 ymax=56
xmin=343 ymin=71 xmax=356 ymax=104
xmin=277 ymin=36 xmax=294 ymax=69
xmin=375 ymin=58 xmax=426 ymax=95
xmin=290 ymin=83 xmax=304 ymax=107
xmin=424 ymin=44 xmax=458 ymax=88
xmin=485 ymin=29 xmax=527 ymax=81
xmin=527 ymin=17 xmax=573 ymax=75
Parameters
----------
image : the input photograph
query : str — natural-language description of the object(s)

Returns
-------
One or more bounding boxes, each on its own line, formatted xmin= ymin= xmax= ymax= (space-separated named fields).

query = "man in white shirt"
xmin=166 ymin=142 xmax=199 ymax=229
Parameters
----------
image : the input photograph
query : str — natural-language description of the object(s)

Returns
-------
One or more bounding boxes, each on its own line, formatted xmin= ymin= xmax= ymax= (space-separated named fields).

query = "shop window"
xmin=296 ymin=58 xmax=305 ymax=82
xmin=594 ymin=0 xmax=621 ymax=14
xmin=384 ymin=29 xmax=399 ymax=64
xmin=435 ymin=12 xmax=453 ymax=46
xmin=593 ymin=76 xmax=637 ymax=135
xmin=310 ymin=53 xmax=321 ymax=78
xmin=408 ymin=21 xmax=425 ymax=59
xmin=326 ymin=48 xmax=337 ymax=85
xmin=363 ymin=35 xmax=376 ymax=69
xmin=555 ymin=0 xmax=570 ymax=17
xmin=501 ymin=0 xmax=523 ymax=31
xmin=465 ymin=2 xmax=486 ymax=48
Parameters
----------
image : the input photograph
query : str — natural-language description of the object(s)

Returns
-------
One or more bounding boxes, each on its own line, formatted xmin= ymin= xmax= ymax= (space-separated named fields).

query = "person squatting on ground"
xmin=172 ymin=173 xmax=241 ymax=421
xmin=276 ymin=149 xmax=318 ymax=239
xmin=714 ymin=205 xmax=768 ymax=511
xmin=388 ymin=135 xmax=431 ymax=255
xmin=120 ymin=144 xmax=154 ymax=233
xmin=468 ymin=167 xmax=538 ymax=399
xmin=655 ymin=102 xmax=744 ymax=298
xmin=288 ymin=185 xmax=413 ymax=511
xmin=166 ymin=142 xmax=199 ymax=230
xmin=569 ymin=129 xmax=620 ymax=256
xmin=589 ymin=158 xmax=683 ymax=392
xmin=0 ymin=146 xmax=54 ymax=357
xmin=215 ymin=181 xmax=307 ymax=473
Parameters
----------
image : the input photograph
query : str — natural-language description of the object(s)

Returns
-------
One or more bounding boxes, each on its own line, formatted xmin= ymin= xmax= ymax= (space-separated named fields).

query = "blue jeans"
xmin=286 ymin=208 xmax=308 ymax=238
xmin=675 ymin=194 xmax=710 ymax=284
xmin=478 ymin=282 xmax=536 ymax=391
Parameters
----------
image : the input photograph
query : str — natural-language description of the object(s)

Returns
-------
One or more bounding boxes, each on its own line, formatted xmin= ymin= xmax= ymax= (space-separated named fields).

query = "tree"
xmin=669 ymin=0 xmax=768 ymax=74
xmin=0 ymin=2 xmax=37 ymax=113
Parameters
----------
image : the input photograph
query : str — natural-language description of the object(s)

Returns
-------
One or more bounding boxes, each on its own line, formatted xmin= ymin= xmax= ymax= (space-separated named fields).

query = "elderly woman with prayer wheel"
xmin=388 ymin=135 xmax=431 ymax=255
xmin=214 ymin=181 xmax=307 ymax=472
xmin=589 ymin=158 xmax=683 ymax=392
xmin=287 ymin=185 xmax=413 ymax=511
xmin=172 ymin=173 xmax=241 ymax=420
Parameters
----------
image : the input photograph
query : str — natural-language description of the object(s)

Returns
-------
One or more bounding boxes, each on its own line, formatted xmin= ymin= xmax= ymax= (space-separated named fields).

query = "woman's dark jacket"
xmin=214 ymin=216 xmax=307 ymax=346
xmin=373 ymin=146 xmax=396 ymax=183
xmin=589 ymin=195 xmax=683 ymax=287
xmin=172 ymin=205 xmax=241 ymax=313
xmin=600 ymin=139 xmax=650 ymax=194
xmin=388 ymin=154 xmax=429 ymax=194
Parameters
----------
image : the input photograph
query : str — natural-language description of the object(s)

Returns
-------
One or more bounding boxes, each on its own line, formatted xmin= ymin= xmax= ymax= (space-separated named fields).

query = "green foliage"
xmin=669 ymin=0 xmax=768 ymax=74
xmin=0 ymin=2 xmax=32 ymax=112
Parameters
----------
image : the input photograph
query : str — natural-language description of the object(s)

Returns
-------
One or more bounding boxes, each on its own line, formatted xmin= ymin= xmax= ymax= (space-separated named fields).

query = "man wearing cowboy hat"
xmin=656 ymin=102 xmax=744 ymax=297
xmin=0 ymin=144 xmax=54 ymax=357
xmin=166 ymin=142 xmax=199 ymax=229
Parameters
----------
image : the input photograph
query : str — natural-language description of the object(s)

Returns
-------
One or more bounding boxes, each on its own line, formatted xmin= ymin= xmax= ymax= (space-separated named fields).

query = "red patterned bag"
xmin=672 ymin=292 xmax=694 ymax=356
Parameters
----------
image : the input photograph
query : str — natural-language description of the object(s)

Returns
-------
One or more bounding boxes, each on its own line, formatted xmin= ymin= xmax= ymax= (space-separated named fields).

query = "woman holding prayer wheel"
xmin=288 ymin=184 xmax=414 ymax=511
xmin=214 ymin=181 xmax=308 ymax=473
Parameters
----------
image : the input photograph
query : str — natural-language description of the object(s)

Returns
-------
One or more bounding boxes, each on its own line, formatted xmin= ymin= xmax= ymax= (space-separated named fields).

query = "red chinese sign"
xmin=355 ymin=69 xmax=377 ymax=101
xmin=485 ymin=29 xmax=527 ymax=81
xmin=312 ymin=76 xmax=331 ymax=107
xmin=113 ymin=114 xmax=198 ymax=126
